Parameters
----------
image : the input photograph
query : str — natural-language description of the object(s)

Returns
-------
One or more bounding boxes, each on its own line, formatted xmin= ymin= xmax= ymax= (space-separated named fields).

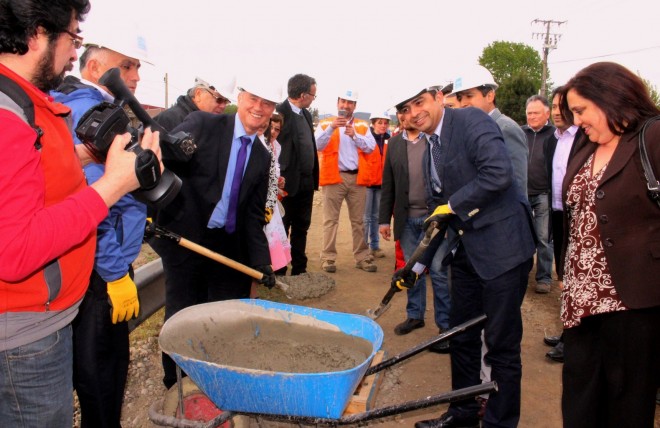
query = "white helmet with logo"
xmin=451 ymin=65 xmax=498 ymax=94
xmin=83 ymin=24 xmax=152 ymax=65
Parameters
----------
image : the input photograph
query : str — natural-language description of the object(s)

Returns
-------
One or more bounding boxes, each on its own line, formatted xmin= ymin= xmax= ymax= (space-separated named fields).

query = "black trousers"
xmin=72 ymin=268 xmax=131 ymax=428
xmin=447 ymin=246 xmax=533 ymax=428
xmin=280 ymin=189 xmax=314 ymax=275
xmin=562 ymin=307 xmax=660 ymax=428
xmin=551 ymin=210 xmax=564 ymax=277
xmin=160 ymin=227 xmax=252 ymax=388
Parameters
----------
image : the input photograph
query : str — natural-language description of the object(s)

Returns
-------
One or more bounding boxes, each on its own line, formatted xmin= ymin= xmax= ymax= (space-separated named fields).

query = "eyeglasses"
xmin=63 ymin=30 xmax=84 ymax=50
xmin=305 ymin=92 xmax=317 ymax=100
xmin=205 ymin=89 xmax=229 ymax=105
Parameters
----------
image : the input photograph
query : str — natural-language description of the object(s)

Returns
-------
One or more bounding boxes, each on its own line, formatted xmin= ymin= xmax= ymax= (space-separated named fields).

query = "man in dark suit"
xmin=152 ymin=79 xmax=278 ymax=389
xmin=391 ymin=84 xmax=536 ymax=428
xmin=275 ymin=74 xmax=319 ymax=275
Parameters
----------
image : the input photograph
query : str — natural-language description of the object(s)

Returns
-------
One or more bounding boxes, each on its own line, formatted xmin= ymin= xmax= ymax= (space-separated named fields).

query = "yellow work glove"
xmin=423 ymin=204 xmax=453 ymax=231
xmin=265 ymin=207 xmax=274 ymax=223
xmin=107 ymin=273 xmax=140 ymax=324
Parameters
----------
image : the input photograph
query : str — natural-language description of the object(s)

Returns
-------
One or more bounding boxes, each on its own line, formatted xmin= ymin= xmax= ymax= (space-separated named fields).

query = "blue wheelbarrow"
xmin=151 ymin=299 xmax=493 ymax=427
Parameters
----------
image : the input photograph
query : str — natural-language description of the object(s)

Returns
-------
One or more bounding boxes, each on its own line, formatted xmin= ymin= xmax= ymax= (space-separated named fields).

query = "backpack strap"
xmin=56 ymin=74 xmax=91 ymax=95
xmin=0 ymin=74 xmax=43 ymax=150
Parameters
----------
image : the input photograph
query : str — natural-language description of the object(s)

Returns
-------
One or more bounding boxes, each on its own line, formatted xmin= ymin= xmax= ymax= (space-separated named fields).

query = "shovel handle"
xmin=178 ymin=237 xmax=263 ymax=280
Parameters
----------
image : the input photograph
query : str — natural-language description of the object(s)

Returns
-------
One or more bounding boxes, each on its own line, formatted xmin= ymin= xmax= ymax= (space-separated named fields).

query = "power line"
xmin=531 ymin=19 xmax=567 ymax=95
xmin=550 ymin=45 xmax=660 ymax=64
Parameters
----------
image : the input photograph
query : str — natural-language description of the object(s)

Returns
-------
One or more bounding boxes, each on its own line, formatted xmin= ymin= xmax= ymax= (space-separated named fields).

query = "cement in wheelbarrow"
xmin=159 ymin=299 xmax=384 ymax=419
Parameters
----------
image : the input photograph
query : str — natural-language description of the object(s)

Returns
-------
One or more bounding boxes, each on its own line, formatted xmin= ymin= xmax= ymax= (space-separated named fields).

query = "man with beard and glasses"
xmin=0 ymin=1 xmax=162 ymax=426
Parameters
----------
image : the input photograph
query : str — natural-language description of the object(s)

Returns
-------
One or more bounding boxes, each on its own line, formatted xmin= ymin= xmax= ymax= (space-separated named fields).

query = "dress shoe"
xmin=428 ymin=329 xmax=450 ymax=354
xmin=546 ymin=341 xmax=564 ymax=363
xmin=543 ymin=335 xmax=561 ymax=347
xmin=415 ymin=412 xmax=480 ymax=428
xmin=394 ymin=318 xmax=424 ymax=336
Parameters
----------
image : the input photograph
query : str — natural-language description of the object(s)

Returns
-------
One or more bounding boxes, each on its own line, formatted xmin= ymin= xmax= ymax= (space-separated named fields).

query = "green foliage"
xmin=223 ymin=104 xmax=238 ymax=114
xmin=496 ymin=71 xmax=538 ymax=125
xmin=479 ymin=41 xmax=544 ymax=93
xmin=640 ymin=75 xmax=660 ymax=109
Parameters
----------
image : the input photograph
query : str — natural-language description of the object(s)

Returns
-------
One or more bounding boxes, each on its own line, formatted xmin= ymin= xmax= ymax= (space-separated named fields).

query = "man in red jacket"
xmin=0 ymin=1 xmax=160 ymax=425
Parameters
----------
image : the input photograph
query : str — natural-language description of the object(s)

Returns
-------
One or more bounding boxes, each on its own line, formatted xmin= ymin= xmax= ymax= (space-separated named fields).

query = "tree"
xmin=496 ymin=71 xmax=538 ymax=125
xmin=640 ymin=74 xmax=660 ymax=109
xmin=479 ymin=41 xmax=545 ymax=94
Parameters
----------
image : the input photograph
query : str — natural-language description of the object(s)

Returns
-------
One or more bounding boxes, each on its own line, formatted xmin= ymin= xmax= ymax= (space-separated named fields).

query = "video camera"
xmin=75 ymin=67 xmax=196 ymax=208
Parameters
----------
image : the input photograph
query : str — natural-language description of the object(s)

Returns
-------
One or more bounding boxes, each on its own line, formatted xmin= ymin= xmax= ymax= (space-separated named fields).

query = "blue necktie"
xmin=225 ymin=136 xmax=250 ymax=234
xmin=430 ymin=134 xmax=442 ymax=176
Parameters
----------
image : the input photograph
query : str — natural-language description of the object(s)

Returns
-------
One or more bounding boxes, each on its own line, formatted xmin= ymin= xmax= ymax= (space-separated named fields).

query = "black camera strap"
xmin=638 ymin=115 xmax=660 ymax=208
xmin=0 ymin=74 xmax=43 ymax=150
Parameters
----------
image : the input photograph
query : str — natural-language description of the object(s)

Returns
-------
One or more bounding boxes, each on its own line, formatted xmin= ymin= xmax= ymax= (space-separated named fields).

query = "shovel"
xmin=366 ymin=220 xmax=448 ymax=320
xmin=145 ymin=221 xmax=291 ymax=296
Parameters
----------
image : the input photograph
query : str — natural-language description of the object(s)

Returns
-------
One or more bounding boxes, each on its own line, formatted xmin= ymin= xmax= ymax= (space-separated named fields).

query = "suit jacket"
xmin=560 ymin=120 xmax=660 ymax=309
xmin=276 ymin=100 xmax=319 ymax=196
xmin=491 ymin=108 xmax=528 ymax=197
xmin=423 ymin=107 xmax=536 ymax=280
xmin=379 ymin=133 xmax=427 ymax=240
xmin=153 ymin=112 xmax=271 ymax=267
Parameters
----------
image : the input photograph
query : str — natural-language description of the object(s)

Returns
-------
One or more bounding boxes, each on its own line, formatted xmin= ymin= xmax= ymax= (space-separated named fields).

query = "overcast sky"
xmin=76 ymin=0 xmax=660 ymax=115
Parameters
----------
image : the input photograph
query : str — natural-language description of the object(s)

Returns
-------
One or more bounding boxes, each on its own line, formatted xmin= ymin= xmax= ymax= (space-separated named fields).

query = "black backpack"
xmin=0 ymin=74 xmax=43 ymax=149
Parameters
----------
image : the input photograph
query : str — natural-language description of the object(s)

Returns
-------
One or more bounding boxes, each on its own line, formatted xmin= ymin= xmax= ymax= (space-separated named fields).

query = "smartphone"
xmin=338 ymin=109 xmax=347 ymax=118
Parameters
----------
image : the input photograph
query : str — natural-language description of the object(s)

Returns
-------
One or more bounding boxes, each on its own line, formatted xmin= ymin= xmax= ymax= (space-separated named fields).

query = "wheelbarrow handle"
xmin=365 ymin=314 xmax=487 ymax=376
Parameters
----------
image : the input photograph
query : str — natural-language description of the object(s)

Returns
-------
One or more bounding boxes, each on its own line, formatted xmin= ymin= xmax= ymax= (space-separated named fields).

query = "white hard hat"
xmin=84 ymin=31 xmax=153 ymax=65
xmin=338 ymin=89 xmax=359 ymax=102
xmin=451 ymin=65 xmax=498 ymax=94
xmin=236 ymin=75 xmax=283 ymax=104
xmin=369 ymin=111 xmax=391 ymax=121
xmin=390 ymin=81 xmax=444 ymax=110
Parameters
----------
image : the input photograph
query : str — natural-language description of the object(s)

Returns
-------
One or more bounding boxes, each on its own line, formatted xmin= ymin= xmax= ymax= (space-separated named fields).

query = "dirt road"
xmin=124 ymin=193 xmax=659 ymax=427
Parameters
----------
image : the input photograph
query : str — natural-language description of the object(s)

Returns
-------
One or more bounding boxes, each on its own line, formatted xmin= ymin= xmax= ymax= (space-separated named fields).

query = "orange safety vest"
xmin=317 ymin=117 xmax=370 ymax=186
xmin=357 ymin=136 xmax=388 ymax=187
xmin=0 ymin=66 xmax=96 ymax=313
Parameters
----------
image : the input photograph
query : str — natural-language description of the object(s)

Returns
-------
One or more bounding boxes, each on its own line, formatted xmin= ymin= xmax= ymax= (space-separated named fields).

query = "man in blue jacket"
xmin=391 ymin=83 xmax=535 ymax=428
xmin=51 ymin=34 xmax=149 ymax=428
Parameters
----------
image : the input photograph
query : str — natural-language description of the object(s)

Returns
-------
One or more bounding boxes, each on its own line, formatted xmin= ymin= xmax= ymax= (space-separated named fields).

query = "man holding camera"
xmin=154 ymin=76 xmax=232 ymax=131
xmin=51 ymin=33 xmax=150 ymax=428
xmin=315 ymin=89 xmax=377 ymax=273
xmin=0 ymin=1 xmax=161 ymax=426
xmin=152 ymin=77 xmax=278 ymax=389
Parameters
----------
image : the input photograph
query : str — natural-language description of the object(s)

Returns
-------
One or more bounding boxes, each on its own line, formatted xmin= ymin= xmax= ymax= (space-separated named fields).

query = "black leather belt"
xmin=341 ymin=169 xmax=358 ymax=174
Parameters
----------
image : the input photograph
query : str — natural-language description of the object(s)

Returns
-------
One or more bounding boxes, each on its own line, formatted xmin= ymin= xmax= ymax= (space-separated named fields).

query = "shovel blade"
xmin=365 ymin=302 xmax=391 ymax=320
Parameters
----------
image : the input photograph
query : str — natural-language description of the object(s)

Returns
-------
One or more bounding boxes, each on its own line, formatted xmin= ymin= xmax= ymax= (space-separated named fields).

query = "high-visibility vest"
xmin=357 ymin=135 xmax=388 ymax=186
xmin=317 ymin=117 xmax=370 ymax=186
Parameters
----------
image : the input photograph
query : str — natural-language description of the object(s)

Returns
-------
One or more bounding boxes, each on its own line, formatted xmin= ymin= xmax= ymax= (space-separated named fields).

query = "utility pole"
xmin=531 ymin=19 xmax=566 ymax=96
xmin=164 ymin=72 xmax=169 ymax=109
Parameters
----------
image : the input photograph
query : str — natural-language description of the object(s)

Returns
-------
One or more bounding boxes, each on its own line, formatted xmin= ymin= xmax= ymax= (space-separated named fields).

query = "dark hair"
xmin=525 ymin=94 xmax=549 ymax=109
xmin=559 ymin=62 xmax=660 ymax=135
xmin=441 ymin=83 xmax=453 ymax=95
xmin=0 ymin=0 xmax=90 ymax=55
xmin=265 ymin=112 xmax=284 ymax=143
xmin=550 ymin=85 xmax=574 ymax=125
xmin=287 ymin=73 xmax=316 ymax=99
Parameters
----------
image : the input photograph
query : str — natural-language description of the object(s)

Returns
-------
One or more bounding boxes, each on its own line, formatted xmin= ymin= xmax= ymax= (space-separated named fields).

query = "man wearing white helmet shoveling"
xmin=389 ymin=82 xmax=535 ymax=428
xmin=151 ymin=76 xmax=278 ymax=389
